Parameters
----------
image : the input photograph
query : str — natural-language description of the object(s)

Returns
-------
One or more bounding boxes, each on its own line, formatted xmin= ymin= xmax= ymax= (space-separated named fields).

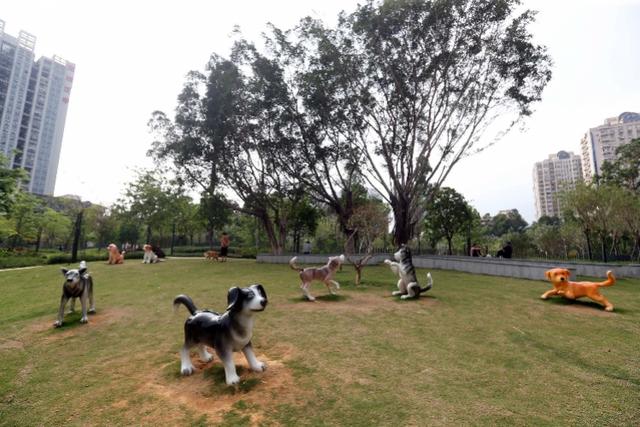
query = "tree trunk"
xmin=71 ymin=211 xmax=83 ymax=263
xmin=601 ymin=235 xmax=608 ymax=263
xmin=585 ymin=230 xmax=593 ymax=260
xmin=35 ymin=228 xmax=43 ymax=253
xmin=258 ymin=211 xmax=282 ymax=255
xmin=392 ymin=198 xmax=413 ymax=246
xmin=145 ymin=225 xmax=152 ymax=245
xmin=446 ymin=237 xmax=453 ymax=256
xmin=355 ymin=265 xmax=362 ymax=286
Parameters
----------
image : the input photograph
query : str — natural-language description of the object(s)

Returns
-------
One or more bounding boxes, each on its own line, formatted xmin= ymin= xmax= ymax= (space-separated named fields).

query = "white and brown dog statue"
xmin=142 ymin=244 xmax=159 ymax=264
xmin=54 ymin=261 xmax=95 ymax=327
xmin=289 ymin=255 xmax=345 ymax=301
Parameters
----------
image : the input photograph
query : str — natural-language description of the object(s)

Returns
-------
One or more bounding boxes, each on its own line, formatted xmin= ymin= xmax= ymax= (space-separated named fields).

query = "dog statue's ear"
xmin=79 ymin=268 xmax=87 ymax=276
xmin=61 ymin=268 xmax=68 ymax=275
xmin=255 ymin=284 xmax=267 ymax=300
xmin=545 ymin=270 xmax=552 ymax=279
xmin=226 ymin=287 xmax=242 ymax=312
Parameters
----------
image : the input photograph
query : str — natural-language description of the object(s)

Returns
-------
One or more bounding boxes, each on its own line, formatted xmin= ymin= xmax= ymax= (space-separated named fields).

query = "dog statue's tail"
xmin=289 ymin=257 xmax=304 ymax=272
xmin=597 ymin=271 xmax=616 ymax=287
xmin=420 ymin=272 xmax=433 ymax=293
xmin=173 ymin=294 xmax=198 ymax=315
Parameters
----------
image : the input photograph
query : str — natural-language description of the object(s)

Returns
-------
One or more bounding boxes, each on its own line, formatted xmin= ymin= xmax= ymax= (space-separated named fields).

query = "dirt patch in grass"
xmin=140 ymin=349 xmax=299 ymax=425
xmin=26 ymin=308 xmax=133 ymax=343
xmin=0 ymin=339 xmax=24 ymax=350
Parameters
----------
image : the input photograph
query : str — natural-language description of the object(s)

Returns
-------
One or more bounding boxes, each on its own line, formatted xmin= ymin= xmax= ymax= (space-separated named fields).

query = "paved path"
xmin=0 ymin=265 xmax=42 ymax=273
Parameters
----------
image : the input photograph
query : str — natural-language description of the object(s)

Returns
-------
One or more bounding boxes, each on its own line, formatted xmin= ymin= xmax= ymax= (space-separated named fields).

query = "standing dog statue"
xmin=384 ymin=245 xmax=433 ymax=299
xmin=142 ymin=244 xmax=159 ymax=264
xmin=174 ymin=285 xmax=268 ymax=385
xmin=542 ymin=268 xmax=615 ymax=311
xmin=204 ymin=250 xmax=219 ymax=261
xmin=289 ymin=255 xmax=345 ymax=301
xmin=54 ymin=261 xmax=95 ymax=327
xmin=107 ymin=243 xmax=125 ymax=264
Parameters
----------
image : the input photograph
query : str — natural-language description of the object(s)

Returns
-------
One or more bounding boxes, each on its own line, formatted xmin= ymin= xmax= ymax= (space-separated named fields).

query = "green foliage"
xmin=600 ymin=138 xmax=640 ymax=192
xmin=0 ymin=154 xmax=24 ymax=214
xmin=486 ymin=209 xmax=528 ymax=237
xmin=424 ymin=187 xmax=475 ymax=255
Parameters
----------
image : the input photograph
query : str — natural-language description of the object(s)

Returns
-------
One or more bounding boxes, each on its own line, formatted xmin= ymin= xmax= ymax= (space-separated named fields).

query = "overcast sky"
xmin=2 ymin=0 xmax=639 ymax=222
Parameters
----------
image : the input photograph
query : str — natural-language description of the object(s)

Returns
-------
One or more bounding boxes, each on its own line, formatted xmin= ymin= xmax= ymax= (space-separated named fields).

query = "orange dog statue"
xmin=204 ymin=250 xmax=219 ymax=261
xmin=107 ymin=243 xmax=125 ymax=265
xmin=542 ymin=268 xmax=615 ymax=311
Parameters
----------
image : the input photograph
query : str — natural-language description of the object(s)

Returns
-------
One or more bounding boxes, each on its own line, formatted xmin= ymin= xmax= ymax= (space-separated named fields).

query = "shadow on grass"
xmin=47 ymin=310 xmax=96 ymax=331
xmin=287 ymin=294 xmax=351 ymax=303
xmin=162 ymin=360 xmax=261 ymax=395
xmin=545 ymin=297 xmax=629 ymax=314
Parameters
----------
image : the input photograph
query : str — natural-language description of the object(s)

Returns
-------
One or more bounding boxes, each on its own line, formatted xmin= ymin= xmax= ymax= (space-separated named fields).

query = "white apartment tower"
xmin=533 ymin=151 xmax=583 ymax=219
xmin=0 ymin=20 xmax=74 ymax=195
xmin=580 ymin=112 xmax=640 ymax=182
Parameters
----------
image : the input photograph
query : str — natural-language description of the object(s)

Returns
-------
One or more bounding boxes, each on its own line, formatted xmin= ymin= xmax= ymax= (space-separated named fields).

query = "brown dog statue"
xmin=107 ymin=243 xmax=125 ymax=265
xmin=542 ymin=268 xmax=615 ymax=311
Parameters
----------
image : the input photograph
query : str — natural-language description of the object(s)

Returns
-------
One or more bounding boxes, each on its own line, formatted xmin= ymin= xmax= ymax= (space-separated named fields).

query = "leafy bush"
xmin=0 ymin=256 xmax=46 ymax=269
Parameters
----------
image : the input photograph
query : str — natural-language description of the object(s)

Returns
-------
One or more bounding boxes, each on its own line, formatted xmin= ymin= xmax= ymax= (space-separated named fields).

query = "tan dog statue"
xmin=107 ymin=243 xmax=125 ymax=265
xmin=542 ymin=268 xmax=615 ymax=311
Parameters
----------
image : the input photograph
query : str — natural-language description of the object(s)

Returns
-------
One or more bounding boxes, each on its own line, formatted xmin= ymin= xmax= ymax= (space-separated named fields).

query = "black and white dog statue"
xmin=384 ymin=245 xmax=433 ymax=299
xmin=54 ymin=261 xmax=95 ymax=327
xmin=173 ymin=284 xmax=268 ymax=385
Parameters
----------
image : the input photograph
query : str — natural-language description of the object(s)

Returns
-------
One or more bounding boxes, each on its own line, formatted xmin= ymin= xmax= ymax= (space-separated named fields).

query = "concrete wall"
xmin=257 ymin=254 xmax=640 ymax=280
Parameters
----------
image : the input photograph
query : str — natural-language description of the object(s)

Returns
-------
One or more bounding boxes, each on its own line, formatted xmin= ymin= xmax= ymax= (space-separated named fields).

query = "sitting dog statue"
xmin=542 ymin=268 xmax=615 ymax=311
xmin=289 ymin=255 xmax=345 ymax=301
xmin=54 ymin=261 xmax=95 ymax=327
xmin=142 ymin=244 xmax=159 ymax=264
xmin=174 ymin=285 xmax=268 ymax=385
xmin=204 ymin=250 xmax=219 ymax=261
xmin=107 ymin=243 xmax=125 ymax=265
xmin=384 ymin=245 xmax=432 ymax=299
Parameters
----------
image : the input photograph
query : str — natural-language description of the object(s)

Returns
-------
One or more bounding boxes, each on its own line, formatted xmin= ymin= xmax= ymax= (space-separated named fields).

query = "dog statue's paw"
xmin=540 ymin=295 xmax=548 ymax=300
xmin=400 ymin=294 xmax=414 ymax=300
xmin=53 ymin=320 xmax=63 ymax=328
xmin=226 ymin=374 xmax=241 ymax=385
xmin=384 ymin=259 xmax=392 ymax=265
xmin=605 ymin=306 xmax=614 ymax=312
xmin=79 ymin=316 xmax=89 ymax=324
xmin=306 ymin=296 xmax=316 ymax=301
xmin=252 ymin=362 xmax=267 ymax=373
xmin=181 ymin=366 xmax=194 ymax=376
xmin=88 ymin=308 xmax=96 ymax=314
xmin=392 ymin=291 xmax=403 ymax=296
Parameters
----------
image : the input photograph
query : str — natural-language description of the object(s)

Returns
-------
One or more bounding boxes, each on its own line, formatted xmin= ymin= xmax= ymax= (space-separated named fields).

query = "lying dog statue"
xmin=384 ymin=245 xmax=432 ymax=299
xmin=174 ymin=284 xmax=268 ymax=385
xmin=204 ymin=250 xmax=219 ymax=261
xmin=54 ymin=261 xmax=95 ymax=327
xmin=289 ymin=255 xmax=345 ymax=301
xmin=542 ymin=268 xmax=615 ymax=311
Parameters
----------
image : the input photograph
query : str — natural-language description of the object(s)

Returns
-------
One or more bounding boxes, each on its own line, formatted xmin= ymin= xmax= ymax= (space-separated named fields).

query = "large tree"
xmin=424 ymin=187 xmax=474 ymax=255
xmin=292 ymin=0 xmax=551 ymax=245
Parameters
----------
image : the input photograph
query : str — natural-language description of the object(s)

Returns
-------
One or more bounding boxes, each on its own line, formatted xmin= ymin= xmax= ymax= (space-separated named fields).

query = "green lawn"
xmin=0 ymin=259 xmax=638 ymax=426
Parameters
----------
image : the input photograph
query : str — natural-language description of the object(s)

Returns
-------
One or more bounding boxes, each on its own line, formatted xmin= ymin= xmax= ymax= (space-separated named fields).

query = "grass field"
xmin=0 ymin=259 xmax=638 ymax=426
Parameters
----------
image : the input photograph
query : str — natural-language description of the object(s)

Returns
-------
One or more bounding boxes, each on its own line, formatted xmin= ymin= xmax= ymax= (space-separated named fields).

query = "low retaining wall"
xmin=257 ymin=254 xmax=640 ymax=280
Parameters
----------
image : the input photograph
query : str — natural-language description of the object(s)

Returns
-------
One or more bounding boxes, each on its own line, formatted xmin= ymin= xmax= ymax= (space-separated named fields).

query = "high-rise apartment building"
xmin=533 ymin=151 xmax=583 ymax=219
xmin=580 ymin=112 xmax=640 ymax=182
xmin=0 ymin=19 xmax=74 ymax=195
